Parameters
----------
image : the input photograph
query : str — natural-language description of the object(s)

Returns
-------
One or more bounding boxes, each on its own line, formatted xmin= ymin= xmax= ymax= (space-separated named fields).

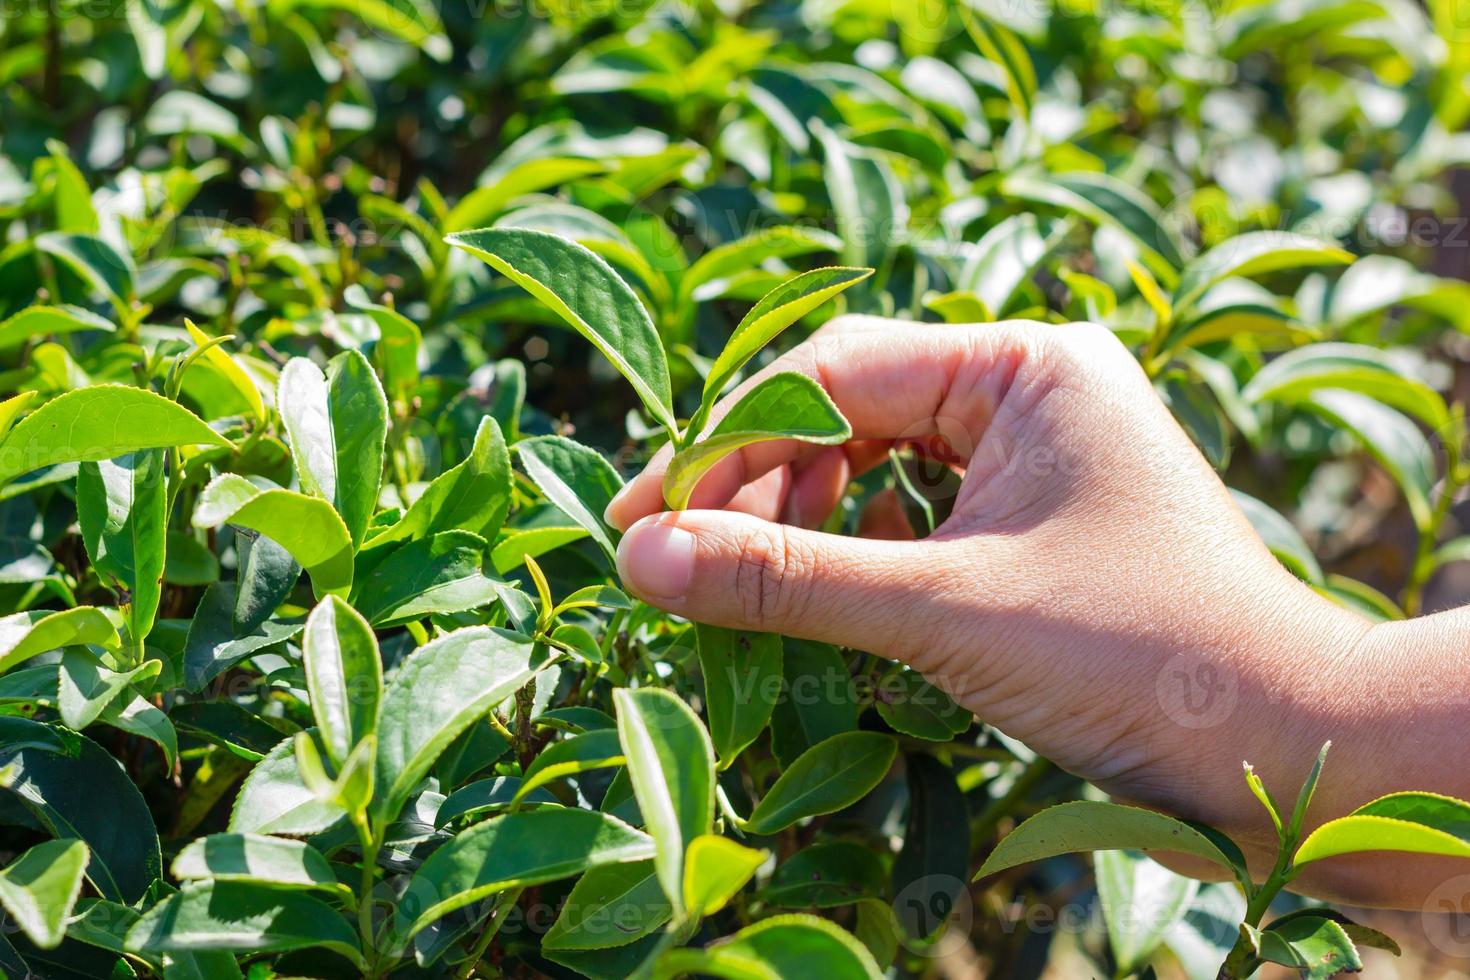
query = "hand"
xmin=605 ymin=315 xmax=1453 ymax=907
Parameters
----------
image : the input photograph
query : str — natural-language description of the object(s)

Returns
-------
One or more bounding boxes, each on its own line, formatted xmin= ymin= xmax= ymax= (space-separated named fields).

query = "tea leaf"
xmin=365 ymin=416 xmax=510 ymax=549
xmin=301 ymin=595 xmax=381 ymax=768
xmin=0 ymin=839 xmax=89 ymax=949
xmin=353 ymin=531 xmax=502 ymax=626
xmin=172 ymin=834 xmax=341 ymax=894
xmin=516 ymin=436 xmax=624 ymax=563
xmin=613 ymin=687 xmax=716 ymax=915
xmin=0 ymin=607 xmax=118 ymax=674
xmin=229 ymin=734 xmax=347 ymax=836
xmin=745 ymin=732 xmax=895 ymax=835
xmin=1253 ymin=915 xmax=1362 ymax=980
xmin=695 ymin=625 xmax=781 ymax=768
xmin=327 ymin=350 xmax=389 ymax=549
xmin=446 ymin=228 xmax=676 ymax=434
xmin=514 ymin=729 xmax=625 ymax=805
xmin=0 ymin=305 xmax=114 ymax=351
xmin=1242 ymin=342 xmax=1451 ymax=433
xmin=657 ymin=914 xmax=883 ymax=979
xmin=666 ymin=373 xmax=850 ymax=509
xmin=388 ymin=809 xmax=654 ymax=952
xmin=974 ymin=801 xmax=1245 ymax=881
xmin=77 ymin=449 xmax=166 ymax=645
xmin=0 ymin=386 xmax=229 ymax=486
xmin=374 ymin=627 xmax=556 ymax=822
xmin=192 ymin=475 xmax=354 ymax=599
xmin=1173 ymin=232 xmax=1353 ymax=314
xmin=683 ymin=835 xmax=766 ymax=918
xmin=125 ymin=881 xmax=364 ymax=968
xmin=700 ymin=267 xmax=872 ymax=410
xmin=892 ymin=754 xmax=969 ymax=940
xmin=543 ymin=860 xmax=670 ymax=951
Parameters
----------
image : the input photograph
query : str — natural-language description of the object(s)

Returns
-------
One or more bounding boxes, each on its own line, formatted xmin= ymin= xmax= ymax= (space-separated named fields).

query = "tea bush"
xmin=1 ymin=0 xmax=1469 ymax=977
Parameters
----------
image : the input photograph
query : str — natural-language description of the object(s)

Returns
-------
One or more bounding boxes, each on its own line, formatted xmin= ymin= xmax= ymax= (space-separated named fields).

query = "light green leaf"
xmin=374 ymin=627 xmax=555 ymax=822
xmin=682 ymin=226 xmax=844 ymax=305
xmin=183 ymin=320 xmax=265 ymax=423
xmin=543 ymin=859 xmax=670 ymax=951
xmin=58 ymin=649 xmax=161 ymax=730
xmin=302 ymin=595 xmax=381 ymax=768
xmin=695 ymin=625 xmax=781 ymax=768
xmin=1002 ymin=170 xmax=1185 ymax=272
xmin=515 ymin=729 xmax=625 ymax=805
xmin=0 ymin=607 xmax=118 ymax=674
xmin=613 ymin=687 xmax=716 ymax=917
xmin=744 ymin=731 xmax=895 ymax=835
xmin=1231 ymin=490 xmax=1323 ymax=584
xmin=343 ymin=285 xmax=422 ymax=398
xmin=388 ymin=809 xmax=654 ymax=953
xmin=667 ymin=373 xmax=850 ymax=509
xmin=700 ymin=267 xmax=872 ymax=412
xmin=958 ymin=214 xmax=1066 ymax=316
xmin=656 ymin=914 xmax=883 ymax=980
xmin=229 ymin=734 xmax=347 ymax=836
xmin=1173 ymin=232 xmax=1353 ymax=314
xmin=327 ymin=350 xmax=389 ymax=549
xmin=815 ymin=124 xmax=905 ymax=270
xmin=683 ymin=835 xmax=766 ymax=919
xmin=516 ymin=436 xmax=624 ymax=563
xmin=0 ymin=385 xmax=229 ymax=486
xmin=1241 ymin=342 xmax=1451 ymax=432
xmin=354 ymin=531 xmax=502 ymax=626
xmin=172 ymin=834 xmax=342 ymax=895
xmin=1301 ymin=390 xmax=1434 ymax=530
xmin=276 ymin=357 xmax=336 ymax=503
xmin=124 ymin=880 xmax=364 ymax=967
xmin=1096 ymin=850 xmax=1199 ymax=975
xmin=77 ymin=449 xmax=166 ymax=644
xmin=446 ymin=228 xmax=676 ymax=434
xmin=445 ymin=159 xmax=607 ymax=232
xmin=367 ymin=416 xmax=510 ymax=549
xmin=1295 ymin=791 xmax=1470 ymax=865
xmin=0 ymin=305 xmax=113 ymax=351
xmin=974 ymin=800 xmax=1245 ymax=881
xmin=192 ymin=474 xmax=353 ymax=598
xmin=1254 ymin=915 xmax=1362 ymax=980
xmin=0 ymin=839 xmax=89 ymax=949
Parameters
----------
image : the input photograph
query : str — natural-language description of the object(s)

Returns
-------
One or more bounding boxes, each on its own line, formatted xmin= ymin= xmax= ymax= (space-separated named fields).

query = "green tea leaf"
xmin=744 ymin=732 xmax=895 ymax=835
xmin=276 ymin=357 xmax=337 ymax=503
xmin=172 ymin=834 xmax=341 ymax=895
xmin=388 ymin=808 xmax=654 ymax=952
xmin=327 ymin=350 xmax=389 ymax=548
xmin=516 ymin=436 xmax=624 ymax=563
xmin=515 ymin=729 xmax=625 ymax=804
xmin=657 ymin=914 xmax=882 ymax=980
xmin=58 ymin=649 xmax=161 ymax=730
xmin=183 ymin=321 xmax=265 ymax=423
xmin=682 ymin=226 xmax=844 ymax=305
xmin=543 ymin=859 xmax=670 ymax=951
xmin=0 ymin=607 xmax=118 ymax=674
xmin=374 ymin=627 xmax=555 ymax=822
xmin=1002 ymin=170 xmax=1185 ymax=272
xmin=667 ymin=373 xmax=850 ymax=509
xmin=1294 ymin=791 xmax=1470 ymax=864
xmin=874 ymin=668 xmax=970 ymax=741
xmin=77 ymin=449 xmax=166 ymax=645
xmin=0 ymin=385 xmax=229 ymax=486
xmin=700 ymin=267 xmax=872 ymax=410
xmin=302 ymin=595 xmax=381 ymax=768
xmin=1254 ymin=915 xmax=1362 ymax=980
xmin=229 ymin=734 xmax=346 ymax=836
xmin=974 ymin=801 xmax=1244 ymax=881
xmin=1095 ymin=850 xmax=1198 ymax=975
xmin=365 ymin=416 xmax=510 ymax=549
xmin=683 ymin=835 xmax=766 ymax=918
xmin=0 ymin=839 xmax=89 ymax=949
xmin=124 ymin=881 xmax=364 ymax=968
xmin=958 ymin=214 xmax=1066 ymax=317
xmin=192 ymin=475 xmax=354 ymax=599
xmin=446 ymin=228 xmax=676 ymax=434
xmin=0 ymin=736 xmax=161 ymax=903
xmin=1241 ymin=342 xmax=1451 ymax=432
xmin=1173 ymin=232 xmax=1353 ymax=314
xmin=613 ymin=687 xmax=716 ymax=916
xmin=771 ymin=639 xmax=858 ymax=768
xmin=353 ymin=531 xmax=502 ymax=626
xmin=892 ymin=754 xmax=969 ymax=939
xmin=695 ymin=625 xmax=781 ymax=768
xmin=762 ymin=841 xmax=885 ymax=908
xmin=0 ymin=305 xmax=113 ymax=351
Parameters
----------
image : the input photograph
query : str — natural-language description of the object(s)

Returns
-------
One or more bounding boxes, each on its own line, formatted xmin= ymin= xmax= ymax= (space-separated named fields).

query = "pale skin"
xmin=604 ymin=314 xmax=1470 ymax=911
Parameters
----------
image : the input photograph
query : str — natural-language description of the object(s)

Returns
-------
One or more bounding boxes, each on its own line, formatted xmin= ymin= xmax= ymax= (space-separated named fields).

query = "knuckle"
xmin=731 ymin=523 xmax=813 ymax=630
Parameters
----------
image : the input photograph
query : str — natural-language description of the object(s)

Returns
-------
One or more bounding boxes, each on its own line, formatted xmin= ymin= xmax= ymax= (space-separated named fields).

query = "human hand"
xmin=606 ymin=315 xmax=1384 ymax=893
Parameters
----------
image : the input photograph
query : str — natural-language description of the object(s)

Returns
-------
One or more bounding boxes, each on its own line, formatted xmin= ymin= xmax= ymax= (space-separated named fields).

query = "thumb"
xmin=614 ymin=510 xmax=945 ymax=658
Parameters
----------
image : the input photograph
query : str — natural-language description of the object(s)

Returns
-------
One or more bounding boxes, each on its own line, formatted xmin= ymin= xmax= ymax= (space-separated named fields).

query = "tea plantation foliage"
xmin=0 ymin=0 xmax=1469 ymax=976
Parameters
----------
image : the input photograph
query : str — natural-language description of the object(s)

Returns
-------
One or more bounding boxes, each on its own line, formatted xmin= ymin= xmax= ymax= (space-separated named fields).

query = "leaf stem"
xmin=456 ymin=888 xmax=522 ymax=980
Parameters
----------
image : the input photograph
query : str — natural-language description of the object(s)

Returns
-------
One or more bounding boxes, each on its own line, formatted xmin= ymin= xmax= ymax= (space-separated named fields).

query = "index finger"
xmin=604 ymin=318 xmax=1040 ymax=531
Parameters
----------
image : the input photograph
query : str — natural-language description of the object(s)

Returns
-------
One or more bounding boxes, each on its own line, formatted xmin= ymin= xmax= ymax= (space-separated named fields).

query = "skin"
xmin=605 ymin=314 xmax=1470 ymax=911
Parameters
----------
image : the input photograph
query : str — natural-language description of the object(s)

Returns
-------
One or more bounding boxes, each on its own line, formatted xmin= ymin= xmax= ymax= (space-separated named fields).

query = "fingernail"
xmin=617 ymin=521 xmax=695 ymax=601
xmin=603 ymin=483 xmax=633 ymax=527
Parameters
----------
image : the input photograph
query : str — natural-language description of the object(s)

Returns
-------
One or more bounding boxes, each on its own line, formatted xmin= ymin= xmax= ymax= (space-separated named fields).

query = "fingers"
xmin=614 ymin=509 xmax=952 ymax=655
xmin=605 ymin=319 xmax=1039 ymax=531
